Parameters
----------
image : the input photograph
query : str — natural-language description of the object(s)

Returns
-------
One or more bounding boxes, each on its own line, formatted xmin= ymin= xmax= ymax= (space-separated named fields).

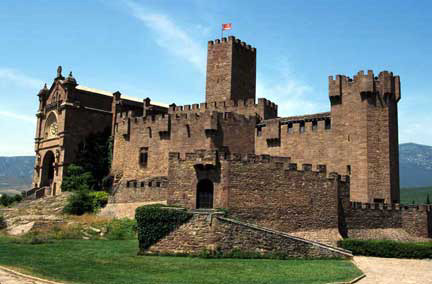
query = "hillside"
xmin=399 ymin=143 xmax=432 ymax=187
xmin=0 ymin=143 xmax=431 ymax=193
xmin=0 ymin=156 xmax=34 ymax=191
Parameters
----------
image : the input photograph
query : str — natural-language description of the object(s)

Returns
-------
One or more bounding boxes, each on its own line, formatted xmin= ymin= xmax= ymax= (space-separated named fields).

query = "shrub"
xmin=135 ymin=205 xmax=192 ymax=252
xmin=0 ymin=195 xmax=11 ymax=206
xmin=339 ymin=239 xmax=432 ymax=259
xmin=13 ymin=194 xmax=23 ymax=203
xmin=89 ymin=191 xmax=108 ymax=209
xmin=63 ymin=190 xmax=95 ymax=215
xmin=0 ymin=194 xmax=23 ymax=207
xmin=0 ymin=215 xmax=6 ymax=229
xmin=106 ymin=219 xmax=137 ymax=240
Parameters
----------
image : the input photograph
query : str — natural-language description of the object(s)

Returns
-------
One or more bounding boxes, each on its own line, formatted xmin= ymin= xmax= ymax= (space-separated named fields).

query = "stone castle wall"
xmin=110 ymin=176 xmax=168 ymax=204
xmin=343 ymin=202 xmax=432 ymax=239
xmin=256 ymin=71 xmax=401 ymax=204
xmin=111 ymin=111 xmax=256 ymax=181
xmin=166 ymin=150 xmax=349 ymax=235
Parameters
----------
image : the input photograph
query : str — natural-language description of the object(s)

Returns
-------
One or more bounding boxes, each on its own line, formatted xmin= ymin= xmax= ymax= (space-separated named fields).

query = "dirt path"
xmin=0 ymin=266 xmax=62 ymax=284
xmin=354 ymin=256 xmax=432 ymax=284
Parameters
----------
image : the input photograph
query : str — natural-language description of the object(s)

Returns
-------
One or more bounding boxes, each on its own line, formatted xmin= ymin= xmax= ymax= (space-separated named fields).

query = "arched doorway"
xmin=196 ymin=179 xmax=214 ymax=209
xmin=40 ymin=151 xmax=55 ymax=187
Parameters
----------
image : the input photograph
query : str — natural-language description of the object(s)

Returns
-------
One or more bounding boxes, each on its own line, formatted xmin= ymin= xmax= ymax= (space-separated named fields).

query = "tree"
xmin=426 ymin=194 xmax=431 ymax=205
xmin=61 ymin=164 xmax=95 ymax=192
xmin=75 ymin=128 xmax=112 ymax=191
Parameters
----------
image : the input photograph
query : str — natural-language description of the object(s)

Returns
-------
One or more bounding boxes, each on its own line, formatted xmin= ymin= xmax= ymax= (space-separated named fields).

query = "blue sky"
xmin=0 ymin=0 xmax=431 ymax=155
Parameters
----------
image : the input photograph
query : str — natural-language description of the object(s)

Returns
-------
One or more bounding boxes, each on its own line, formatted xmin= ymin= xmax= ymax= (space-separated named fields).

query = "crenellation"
xmin=349 ymin=201 xmax=431 ymax=212
xmin=33 ymin=37 xmax=420 ymax=246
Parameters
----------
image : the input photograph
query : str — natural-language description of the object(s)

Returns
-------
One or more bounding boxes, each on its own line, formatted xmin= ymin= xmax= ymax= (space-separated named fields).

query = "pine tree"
xmin=426 ymin=193 xmax=431 ymax=205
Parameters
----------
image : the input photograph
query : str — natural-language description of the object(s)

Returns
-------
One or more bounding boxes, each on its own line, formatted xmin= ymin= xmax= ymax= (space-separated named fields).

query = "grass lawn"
xmin=400 ymin=186 xmax=432 ymax=204
xmin=0 ymin=237 xmax=361 ymax=284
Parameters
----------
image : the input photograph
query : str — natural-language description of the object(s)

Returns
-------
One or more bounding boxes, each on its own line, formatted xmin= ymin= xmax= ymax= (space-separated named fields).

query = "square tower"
xmin=205 ymin=36 xmax=256 ymax=103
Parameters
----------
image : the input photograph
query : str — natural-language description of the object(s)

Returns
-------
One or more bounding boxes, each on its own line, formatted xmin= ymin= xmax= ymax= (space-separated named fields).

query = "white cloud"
xmin=0 ymin=68 xmax=43 ymax=90
xmin=0 ymin=111 xmax=36 ymax=124
xmin=124 ymin=0 xmax=207 ymax=73
xmin=257 ymin=72 xmax=327 ymax=117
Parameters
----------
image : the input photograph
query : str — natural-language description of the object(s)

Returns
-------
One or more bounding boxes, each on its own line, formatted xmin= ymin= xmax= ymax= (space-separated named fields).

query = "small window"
xmin=347 ymin=165 xmax=351 ymax=175
xmin=312 ymin=121 xmax=318 ymax=131
xmin=126 ymin=181 xmax=130 ymax=188
xmin=257 ymin=126 xmax=262 ymax=137
xmin=133 ymin=181 xmax=137 ymax=188
xmin=147 ymin=127 xmax=152 ymax=138
xmin=140 ymin=182 xmax=145 ymax=187
xmin=186 ymin=125 xmax=191 ymax=138
xmin=287 ymin=123 xmax=293 ymax=134
xmin=299 ymin=122 xmax=305 ymax=133
xmin=325 ymin=119 xmax=331 ymax=130
xmin=156 ymin=182 xmax=161 ymax=187
xmin=139 ymin=147 xmax=148 ymax=167
xmin=374 ymin=198 xmax=385 ymax=204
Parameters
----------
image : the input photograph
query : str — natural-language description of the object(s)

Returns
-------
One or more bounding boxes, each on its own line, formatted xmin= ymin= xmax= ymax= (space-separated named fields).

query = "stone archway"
xmin=196 ymin=179 xmax=214 ymax=209
xmin=40 ymin=151 xmax=55 ymax=187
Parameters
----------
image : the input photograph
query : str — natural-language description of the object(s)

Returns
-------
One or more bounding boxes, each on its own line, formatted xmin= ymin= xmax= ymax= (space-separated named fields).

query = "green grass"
xmin=0 ymin=237 xmax=361 ymax=284
xmin=400 ymin=186 xmax=432 ymax=204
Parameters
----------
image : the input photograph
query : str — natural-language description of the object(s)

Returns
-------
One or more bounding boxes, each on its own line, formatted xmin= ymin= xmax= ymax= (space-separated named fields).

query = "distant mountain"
xmin=0 ymin=156 xmax=34 ymax=191
xmin=0 ymin=143 xmax=430 ymax=193
xmin=399 ymin=143 xmax=432 ymax=188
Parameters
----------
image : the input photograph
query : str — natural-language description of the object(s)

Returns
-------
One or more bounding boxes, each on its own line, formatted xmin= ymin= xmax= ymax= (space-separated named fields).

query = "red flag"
xmin=222 ymin=23 xmax=232 ymax=30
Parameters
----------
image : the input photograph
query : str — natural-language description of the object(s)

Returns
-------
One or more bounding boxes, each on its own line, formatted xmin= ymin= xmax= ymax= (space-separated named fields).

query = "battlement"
xmin=115 ymin=110 xmax=256 ymax=139
xmin=329 ymin=70 xmax=401 ymax=103
xmin=168 ymin=149 xmax=347 ymax=179
xmin=350 ymin=201 xmax=431 ymax=212
xmin=168 ymin=98 xmax=277 ymax=120
xmin=208 ymin=36 xmax=256 ymax=53
xmin=256 ymin=113 xmax=332 ymax=143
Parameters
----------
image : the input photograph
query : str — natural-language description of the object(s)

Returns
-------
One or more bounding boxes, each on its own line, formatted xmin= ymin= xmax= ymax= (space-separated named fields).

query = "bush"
xmin=89 ymin=191 xmax=108 ymax=209
xmin=63 ymin=190 xmax=95 ymax=215
xmin=106 ymin=219 xmax=137 ymax=240
xmin=339 ymin=239 xmax=432 ymax=259
xmin=64 ymin=190 xmax=110 ymax=216
xmin=135 ymin=205 xmax=192 ymax=252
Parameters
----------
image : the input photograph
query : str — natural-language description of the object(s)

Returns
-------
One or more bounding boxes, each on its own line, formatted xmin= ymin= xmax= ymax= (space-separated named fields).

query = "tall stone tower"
xmin=329 ymin=70 xmax=401 ymax=203
xmin=205 ymin=36 xmax=256 ymax=103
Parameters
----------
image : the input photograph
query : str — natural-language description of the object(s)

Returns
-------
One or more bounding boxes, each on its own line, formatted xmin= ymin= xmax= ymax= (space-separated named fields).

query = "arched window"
xmin=44 ymin=112 xmax=58 ymax=138
xmin=147 ymin=127 xmax=152 ymax=138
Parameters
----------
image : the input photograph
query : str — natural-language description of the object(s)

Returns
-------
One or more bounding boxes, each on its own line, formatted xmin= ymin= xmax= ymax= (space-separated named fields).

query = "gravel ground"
xmin=354 ymin=256 xmax=432 ymax=284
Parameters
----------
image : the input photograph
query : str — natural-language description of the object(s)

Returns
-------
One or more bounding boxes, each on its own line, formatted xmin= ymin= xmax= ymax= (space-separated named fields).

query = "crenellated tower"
xmin=205 ymin=36 xmax=256 ymax=103
xmin=329 ymin=70 xmax=401 ymax=203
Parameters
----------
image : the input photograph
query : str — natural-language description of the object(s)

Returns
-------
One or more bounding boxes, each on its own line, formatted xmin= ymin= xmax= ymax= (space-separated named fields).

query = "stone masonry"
xmin=31 ymin=36 xmax=430 ymax=249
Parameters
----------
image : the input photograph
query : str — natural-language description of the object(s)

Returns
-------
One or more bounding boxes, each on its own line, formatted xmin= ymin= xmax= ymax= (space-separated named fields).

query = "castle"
xmin=31 ymin=36 xmax=431 ymax=250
